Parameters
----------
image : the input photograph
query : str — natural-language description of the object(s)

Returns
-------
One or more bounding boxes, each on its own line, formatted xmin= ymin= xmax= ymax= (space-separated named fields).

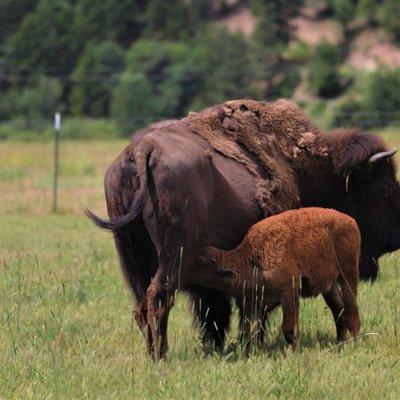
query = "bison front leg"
xmin=189 ymin=287 xmax=231 ymax=352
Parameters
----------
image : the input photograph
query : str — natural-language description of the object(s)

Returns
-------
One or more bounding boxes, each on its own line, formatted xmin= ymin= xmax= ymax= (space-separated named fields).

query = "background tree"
xmin=0 ymin=0 xmax=39 ymax=43
xmin=189 ymin=29 xmax=261 ymax=110
xmin=308 ymin=41 xmax=343 ymax=98
xmin=73 ymin=0 xmax=147 ymax=47
xmin=379 ymin=0 xmax=400 ymax=40
xmin=145 ymin=0 xmax=191 ymax=40
xmin=251 ymin=0 xmax=302 ymax=98
xmin=69 ymin=41 xmax=124 ymax=117
xmin=111 ymin=39 xmax=202 ymax=133
xmin=6 ymin=0 xmax=77 ymax=76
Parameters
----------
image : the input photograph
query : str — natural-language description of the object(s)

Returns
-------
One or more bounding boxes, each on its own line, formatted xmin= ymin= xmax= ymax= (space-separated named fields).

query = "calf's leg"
xmin=338 ymin=275 xmax=360 ymax=339
xmin=280 ymin=287 xmax=300 ymax=351
xmin=323 ymin=282 xmax=348 ymax=342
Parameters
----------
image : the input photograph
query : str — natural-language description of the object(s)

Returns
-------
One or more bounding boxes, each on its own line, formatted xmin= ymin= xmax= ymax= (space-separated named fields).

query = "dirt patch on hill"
xmin=219 ymin=8 xmax=257 ymax=37
xmin=291 ymin=16 xmax=344 ymax=46
xmin=348 ymin=29 xmax=400 ymax=70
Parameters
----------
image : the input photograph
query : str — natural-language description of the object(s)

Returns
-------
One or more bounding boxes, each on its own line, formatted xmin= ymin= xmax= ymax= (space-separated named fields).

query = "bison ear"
xmin=332 ymin=131 xmax=397 ymax=178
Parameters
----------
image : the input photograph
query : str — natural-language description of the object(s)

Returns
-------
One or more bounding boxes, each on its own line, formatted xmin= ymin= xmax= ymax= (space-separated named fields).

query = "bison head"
xmin=332 ymin=131 xmax=400 ymax=280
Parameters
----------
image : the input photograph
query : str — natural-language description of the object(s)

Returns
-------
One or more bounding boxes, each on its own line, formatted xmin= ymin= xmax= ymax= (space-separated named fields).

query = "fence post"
xmin=53 ymin=112 xmax=61 ymax=213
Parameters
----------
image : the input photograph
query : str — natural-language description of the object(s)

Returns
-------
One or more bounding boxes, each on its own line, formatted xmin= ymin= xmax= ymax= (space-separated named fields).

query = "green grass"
xmin=1 ymin=137 xmax=399 ymax=399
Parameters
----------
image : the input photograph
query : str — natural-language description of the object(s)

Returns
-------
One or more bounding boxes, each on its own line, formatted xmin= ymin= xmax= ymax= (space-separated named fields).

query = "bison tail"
xmin=84 ymin=196 xmax=143 ymax=232
xmin=85 ymin=142 xmax=153 ymax=233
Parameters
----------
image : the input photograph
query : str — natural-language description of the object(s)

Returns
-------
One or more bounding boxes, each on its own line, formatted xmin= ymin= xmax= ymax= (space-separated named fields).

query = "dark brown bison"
xmin=86 ymin=99 xmax=399 ymax=359
xmin=189 ymin=207 xmax=361 ymax=355
xmin=131 ymin=119 xmax=178 ymax=142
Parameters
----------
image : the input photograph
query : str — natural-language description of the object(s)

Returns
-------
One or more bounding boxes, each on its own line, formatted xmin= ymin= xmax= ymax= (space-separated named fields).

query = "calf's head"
xmin=190 ymin=247 xmax=235 ymax=287
xmin=332 ymin=131 xmax=400 ymax=279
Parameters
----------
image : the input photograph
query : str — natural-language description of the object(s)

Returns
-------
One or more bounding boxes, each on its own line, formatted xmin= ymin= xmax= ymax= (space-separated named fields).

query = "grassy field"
xmin=1 ymin=132 xmax=399 ymax=399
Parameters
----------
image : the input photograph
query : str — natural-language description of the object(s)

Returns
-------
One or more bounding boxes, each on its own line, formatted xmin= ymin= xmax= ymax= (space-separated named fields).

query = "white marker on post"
xmin=53 ymin=112 xmax=61 ymax=212
xmin=55 ymin=112 xmax=61 ymax=130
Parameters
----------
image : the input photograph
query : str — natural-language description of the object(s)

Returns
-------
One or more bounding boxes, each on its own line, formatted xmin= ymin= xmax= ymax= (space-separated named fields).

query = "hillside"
xmin=0 ymin=0 xmax=399 ymax=137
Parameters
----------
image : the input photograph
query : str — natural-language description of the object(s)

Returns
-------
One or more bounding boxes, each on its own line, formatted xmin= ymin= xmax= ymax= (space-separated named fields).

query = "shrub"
xmin=365 ymin=69 xmax=400 ymax=127
xmin=327 ymin=0 xmax=356 ymax=26
xmin=60 ymin=118 xmax=120 ymax=139
xmin=0 ymin=118 xmax=120 ymax=141
xmin=356 ymin=0 xmax=379 ymax=21
xmin=379 ymin=0 xmax=400 ymax=39
xmin=145 ymin=0 xmax=191 ymax=40
xmin=69 ymin=41 xmax=124 ymax=117
xmin=6 ymin=0 xmax=77 ymax=75
xmin=189 ymin=29 xmax=261 ymax=110
xmin=0 ymin=77 xmax=63 ymax=130
xmin=333 ymin=97 xmax=368 ymax=128
xmin=111 ymin=39 xmax=202 ymax=134
xmin=307 ymin=41 xmax=342 ymax=99
xmin=111 ymin=72 xmax=155 ymax=134
xmin=333 ymin=69 xmax=400 ymax=129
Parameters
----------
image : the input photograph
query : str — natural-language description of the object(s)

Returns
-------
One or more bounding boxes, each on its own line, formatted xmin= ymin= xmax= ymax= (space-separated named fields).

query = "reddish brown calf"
xmin=188 ymin=208 xmax=361 ymax=354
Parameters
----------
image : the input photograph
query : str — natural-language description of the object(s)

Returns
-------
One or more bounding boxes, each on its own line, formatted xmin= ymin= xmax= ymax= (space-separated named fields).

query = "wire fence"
xmin=0 ymin=112 xmax=399 ymax=126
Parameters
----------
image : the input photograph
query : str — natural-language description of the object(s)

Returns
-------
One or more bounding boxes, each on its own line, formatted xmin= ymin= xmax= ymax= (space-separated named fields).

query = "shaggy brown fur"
xmin=189 ymin=208 xmax=361 ymax=354
xmin=188 ymin=99 xmax=322 ymax=214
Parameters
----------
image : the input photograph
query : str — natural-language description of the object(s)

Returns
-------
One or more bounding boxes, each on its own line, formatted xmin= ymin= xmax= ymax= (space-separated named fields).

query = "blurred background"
xmin=0 ymin=0 xmax=399 ymax=140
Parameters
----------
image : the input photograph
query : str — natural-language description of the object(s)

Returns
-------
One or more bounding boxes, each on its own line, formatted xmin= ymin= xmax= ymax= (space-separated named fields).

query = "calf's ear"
xmin=214 ymin=268 xmax=235 ymax=278
xmin=195 ymin=247 xmax=217 ymax=268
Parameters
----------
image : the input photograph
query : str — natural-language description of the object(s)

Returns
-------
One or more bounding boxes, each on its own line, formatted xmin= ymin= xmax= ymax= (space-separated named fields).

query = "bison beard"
xmin=86 ymin=99 xmax=400 ymax=358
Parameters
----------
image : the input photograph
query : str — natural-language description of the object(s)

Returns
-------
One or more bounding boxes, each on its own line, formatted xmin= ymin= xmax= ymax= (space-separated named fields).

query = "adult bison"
xmin=86 ymin=99 xmax=400 ymax=359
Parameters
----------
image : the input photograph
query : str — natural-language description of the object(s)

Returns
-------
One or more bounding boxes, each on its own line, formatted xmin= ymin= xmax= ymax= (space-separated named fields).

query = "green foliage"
xmin=308 ymin=41 xmax=342 ymax=99
xmin=251 ymin=0 xmax=302 ymax=98
xmin=333 ymin=69 xmax=400 ymax=128
xmin=327 ymin=0 xmax=356 ymax=25
xmin=73 ymin=0 xmax=147 ymax=45
xmin=333 ymin=96 xmax=366 ymax=128
xmin=111 ymin=71 xmax=155 ymax=134
xmin=0 ymin=77 xmax=62 ymax=129
xmin=190 ymin=30 xmax=261 ymax=110
xmin=112 ymin=39 xmax=202 ymax=133
xmin=0 ymin=117 xmax=120 ymax=140
xmin=252 ymin=0 xmax=302 ymax=52
xmin=69 ymin=41 xmax=124 ymax=117
xmin=0 ymin=0 xmax=38 ymax=42
xmin=356 ymin=0 xmax=379 ymax=20
xmin=60 ymin=118 xmax=120 ymax=139
xmin=269 ymin=70 xmax=301 ymax=99
xmin=145 ymin=0 xmax=191 ymax=40
xmin=365 ymin=69 xmax=400 ymax=126
xmin=379 ymin=0 xmax=400 ymax=39
xmin=6 ymin=0 xmax=77 ymax=75
xmin=1 ymin=0 xmax=400 ymax=138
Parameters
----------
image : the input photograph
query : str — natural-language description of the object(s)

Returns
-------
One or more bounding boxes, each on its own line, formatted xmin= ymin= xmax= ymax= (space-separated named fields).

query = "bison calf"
xmin=189 ymin=208 xmax=361 ymax=354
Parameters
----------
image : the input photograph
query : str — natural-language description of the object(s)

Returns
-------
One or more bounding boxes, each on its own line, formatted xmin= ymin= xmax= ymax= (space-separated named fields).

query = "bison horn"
xmin=369 ymin=148 xmax=397 ymax=165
